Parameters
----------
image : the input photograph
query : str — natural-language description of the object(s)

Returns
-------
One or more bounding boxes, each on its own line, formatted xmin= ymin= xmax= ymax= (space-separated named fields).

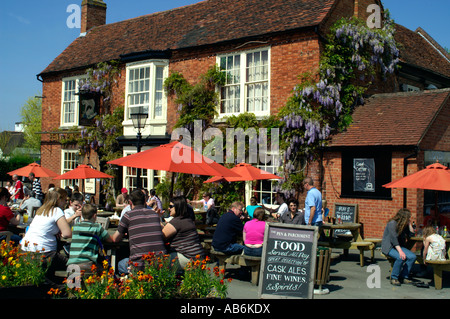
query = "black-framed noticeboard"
xmin=258 ymin=223 xmax=318 ymax=299
xmin=333 ymin=203 xmax=358 ymax=236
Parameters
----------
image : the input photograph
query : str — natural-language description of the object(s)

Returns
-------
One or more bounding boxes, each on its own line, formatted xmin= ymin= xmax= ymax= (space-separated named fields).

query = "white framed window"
xmin=218 ymin=48 xmax=270 ymax=116
xmin=60 ymin=150 xmax=80 ymax=188
xmin=122 ymin=150 xmax=166 ymax=192
xmin=251 ymin=151 xmax=280 ymax=206
xmin=125 ymin=60 xmax=168 ymax=122
xmin=61 ymin=76 xmax=86 ymax=127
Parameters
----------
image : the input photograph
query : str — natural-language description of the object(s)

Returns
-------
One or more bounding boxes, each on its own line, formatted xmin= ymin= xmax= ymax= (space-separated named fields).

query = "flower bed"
xmin=61 ymin=253 xmax=231 ymax=299
xmin=0 ymin=240 xmax=49 ymax=288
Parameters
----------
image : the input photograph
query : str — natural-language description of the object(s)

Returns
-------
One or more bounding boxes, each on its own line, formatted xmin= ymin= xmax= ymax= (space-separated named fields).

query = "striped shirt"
xmin=169 ymin=217 xmax=205 ymax=258
xmin=118 ymin=206 xmax=166 ymax=266
xmin=67 ymin=221 xmax=109 ymax=265
xmin=31 ymin=179 xmax=43 ymax=200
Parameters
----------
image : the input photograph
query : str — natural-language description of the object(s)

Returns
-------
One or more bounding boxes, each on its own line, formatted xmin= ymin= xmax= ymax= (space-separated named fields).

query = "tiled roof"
xmin=328 ymin=89 xmax=450 ymax=147
xmin=394 ymin=24 xmax=450 ymax=79
xmin=39 ymin=0 xmax=335 ymax=76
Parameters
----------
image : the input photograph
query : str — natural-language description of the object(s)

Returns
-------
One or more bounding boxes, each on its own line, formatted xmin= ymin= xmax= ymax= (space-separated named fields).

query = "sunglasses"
xmin=169 ymin=204 xmax=174 ymax=209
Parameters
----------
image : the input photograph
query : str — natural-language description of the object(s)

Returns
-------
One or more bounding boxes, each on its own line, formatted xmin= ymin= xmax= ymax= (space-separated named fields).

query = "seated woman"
xmin=21 ymin=188 xmax=72 ymax=284
xmin=381 ymin=208 xmax=416 ymax=286
xmin=0 ymin=187 xmax=21 ymax=245
xmin=162 ymin=196 xmax=205 ymax=268
xmin=243 ymin=207 xmax=266 ymax=257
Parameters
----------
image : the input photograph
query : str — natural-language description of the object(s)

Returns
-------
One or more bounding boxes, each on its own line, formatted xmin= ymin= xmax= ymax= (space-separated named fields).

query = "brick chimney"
xmin=81 ymin=0 xmax=107 ymax=34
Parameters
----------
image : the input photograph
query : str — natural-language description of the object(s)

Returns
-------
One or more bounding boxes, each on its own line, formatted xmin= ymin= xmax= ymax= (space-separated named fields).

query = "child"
xmin=67 ymin=204 xmax=113 ymax=272
xmin=64 ymin=192 xmax=84 ymax=226
xmin=422 ymin=226 xmax=446 ymax=262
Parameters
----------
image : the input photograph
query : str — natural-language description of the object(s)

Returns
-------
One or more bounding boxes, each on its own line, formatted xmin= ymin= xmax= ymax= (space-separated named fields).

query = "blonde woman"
xmin=21 ymin=188 xmax=72 ymax=283
xmin=422 ymin=226 xmax=446 ymax=262
xmin=381 ymin=208 xmax=416 ymax=286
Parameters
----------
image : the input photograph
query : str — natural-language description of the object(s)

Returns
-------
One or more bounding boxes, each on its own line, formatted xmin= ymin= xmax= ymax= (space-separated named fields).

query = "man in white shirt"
xmin=262 ymin=192 xmax=288 ymax=219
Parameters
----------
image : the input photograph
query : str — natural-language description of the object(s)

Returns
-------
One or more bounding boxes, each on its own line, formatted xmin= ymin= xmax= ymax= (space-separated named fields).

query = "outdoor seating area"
xmin=0 ymin=144 xmax=449 ymax=300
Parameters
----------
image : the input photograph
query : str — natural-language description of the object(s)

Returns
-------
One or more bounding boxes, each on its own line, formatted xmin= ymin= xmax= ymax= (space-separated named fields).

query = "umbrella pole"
xmin=169 ymin=172 xmax=176 ymax=199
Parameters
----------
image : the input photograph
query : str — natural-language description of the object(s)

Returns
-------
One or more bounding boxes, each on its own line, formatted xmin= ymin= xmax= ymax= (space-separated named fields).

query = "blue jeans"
xmin=216 ymin=243 xmax=244 ymax=255
xmin=387 ymin=247 xmax=417 ymax=280
xmin=243 ymin=246 xmax=262 ymax=257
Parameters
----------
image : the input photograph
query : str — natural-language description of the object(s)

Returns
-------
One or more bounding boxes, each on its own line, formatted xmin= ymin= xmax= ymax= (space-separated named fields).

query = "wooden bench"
xmin=210 ymin=247 xmax=241 ymax=271
xmin=209 ymin=247 xmax=261 ymax=285
xmin=0 ymin=231 xmax=14 ymax=243
xmin=425 ymin=260 xmax=450 ymax=290
xmin=363 ymin=238 xmax=382 ymax=262
xmin=319 ymin=241 xmax=374 ymax=267
xmin=201 ymin=238 xmax=213 ymax=256
xmin=238 ymin=255 xmax=262 ymax=286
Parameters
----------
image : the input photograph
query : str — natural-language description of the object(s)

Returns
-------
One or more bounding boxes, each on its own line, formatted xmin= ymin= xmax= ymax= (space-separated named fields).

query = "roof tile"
xmin=329 ymin=89 xmax=450 ymax=147
xmin=40 ymin=0 xmax=335 ymax=75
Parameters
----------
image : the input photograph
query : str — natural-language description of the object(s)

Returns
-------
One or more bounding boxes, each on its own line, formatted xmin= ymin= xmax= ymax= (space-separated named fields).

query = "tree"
xmin=20 ymin=95 xmax=42 ymax=150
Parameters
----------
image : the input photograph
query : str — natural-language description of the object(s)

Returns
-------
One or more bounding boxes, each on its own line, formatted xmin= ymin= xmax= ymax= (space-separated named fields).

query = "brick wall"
xmin=322 ymin=150 xmax=427 ymax=238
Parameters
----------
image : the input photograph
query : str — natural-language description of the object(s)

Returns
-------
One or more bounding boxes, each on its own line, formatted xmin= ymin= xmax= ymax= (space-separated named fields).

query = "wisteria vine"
xmin=277 ymin=13 xmax=400 ymax=195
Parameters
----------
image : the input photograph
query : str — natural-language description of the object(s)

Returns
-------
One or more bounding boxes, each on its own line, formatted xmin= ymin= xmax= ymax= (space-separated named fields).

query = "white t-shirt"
xmin=202 ymin=198 xmax=215 ymax=211
xmin=64 ymin=206 xmax=81 ymax=225
xmin=278 ymin=202 xmax=288 ymax=216
xmin=21 ymin=207 xmax=65 ymax=253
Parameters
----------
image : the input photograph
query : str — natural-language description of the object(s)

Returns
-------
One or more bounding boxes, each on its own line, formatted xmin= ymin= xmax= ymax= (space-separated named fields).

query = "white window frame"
xmin=217 ymin=47 xmax=271 ymax=118
xmin=60 ymin=76 xmax=86 ymax=127
xmin=122 ymin=150 xmax=166 ymax=192
xmin=60 ymin=150 xmax=80 ymax=189
xmin=251 ymin=150 xmax=280 ymax=206
xmin=124 ymin=60 xmax=169 ymax=125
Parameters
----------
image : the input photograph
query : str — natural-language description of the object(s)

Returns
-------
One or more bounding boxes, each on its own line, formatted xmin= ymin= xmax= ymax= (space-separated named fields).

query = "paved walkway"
xmin=225 ymin=249 xmax=449 ymax=299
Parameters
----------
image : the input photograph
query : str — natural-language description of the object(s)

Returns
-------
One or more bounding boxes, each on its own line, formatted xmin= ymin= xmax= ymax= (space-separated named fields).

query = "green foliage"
xmin=165 ymin=66 xmax=226 ymax=130
xmin=0 ymin=154 xmax=37 ymax=181
xmin=277 ymin=13 xmax=400 ymax=195
xmin=20 ymin=95 xmax=42 ymax=150
xmin=164 ymin=66 xmax=230 ymax=199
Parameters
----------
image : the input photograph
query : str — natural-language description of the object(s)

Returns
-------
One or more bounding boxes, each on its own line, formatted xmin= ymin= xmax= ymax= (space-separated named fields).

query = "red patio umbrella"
xmin=53 ymin=165 xmax=114 ymax=180
xmin=7 ymin=163 xmax=59 ymax=178
xmin=383 ymin=162 xmax=450 ymax=219
xmin=203 ymin=162 xmax=283 ymax=183
xmin=107 ymin=141 xmax=240 ymax=178
xmin=383 ymin=162 xmax=450 ymax=192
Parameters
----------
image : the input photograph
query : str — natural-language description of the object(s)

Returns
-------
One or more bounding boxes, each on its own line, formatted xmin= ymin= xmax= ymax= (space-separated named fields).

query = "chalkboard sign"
xmin=353 ymin=158 xmax=375 ymax=192
xmin=333 ymin=203 xmax=358 ymax=236
xmin=258 ymin=223 xmax=318 ymax=299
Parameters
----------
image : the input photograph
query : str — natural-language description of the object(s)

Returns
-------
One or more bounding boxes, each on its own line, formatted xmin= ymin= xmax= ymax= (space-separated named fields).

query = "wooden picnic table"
xmin=403 ymin=236 xmax=450 ymax=290
xmin=318 ymin=222 xmax=375 ymax=266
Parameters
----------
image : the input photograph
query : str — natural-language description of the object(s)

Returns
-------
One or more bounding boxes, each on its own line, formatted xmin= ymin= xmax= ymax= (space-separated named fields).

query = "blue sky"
xmin=0 ymin=0 xmax=449 ymax=132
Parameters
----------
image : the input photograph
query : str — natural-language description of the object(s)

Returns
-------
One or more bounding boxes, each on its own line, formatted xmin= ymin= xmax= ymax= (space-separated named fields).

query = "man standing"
xmin=112 ymin=189 xmax=166 ymax=275
xmin=303 ymin=177 xmax=323 ymax=226
xmin=11 ymin=174 xmax=24 ymax=203
xmin=212 ymin=201 xmax=245 ymax=255
xmin=28 ymin=172 xmax=44 ymax=204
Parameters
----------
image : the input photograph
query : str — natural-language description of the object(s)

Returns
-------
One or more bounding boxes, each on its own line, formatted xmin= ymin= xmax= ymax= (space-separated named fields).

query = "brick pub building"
xmin=37 ymin=0 xmax=450 ymax=237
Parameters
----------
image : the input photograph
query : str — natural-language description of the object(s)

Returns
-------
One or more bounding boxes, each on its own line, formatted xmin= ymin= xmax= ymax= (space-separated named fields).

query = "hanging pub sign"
xmin=353 ymin=158 xmax=375 ymax=192
xmin=78 ymin=91 xmax=100 ymax=126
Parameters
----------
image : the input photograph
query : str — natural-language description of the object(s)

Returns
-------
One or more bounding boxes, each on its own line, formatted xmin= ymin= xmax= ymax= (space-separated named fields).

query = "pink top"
xmin=243 ymin=219 xmax=266 ymax=245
